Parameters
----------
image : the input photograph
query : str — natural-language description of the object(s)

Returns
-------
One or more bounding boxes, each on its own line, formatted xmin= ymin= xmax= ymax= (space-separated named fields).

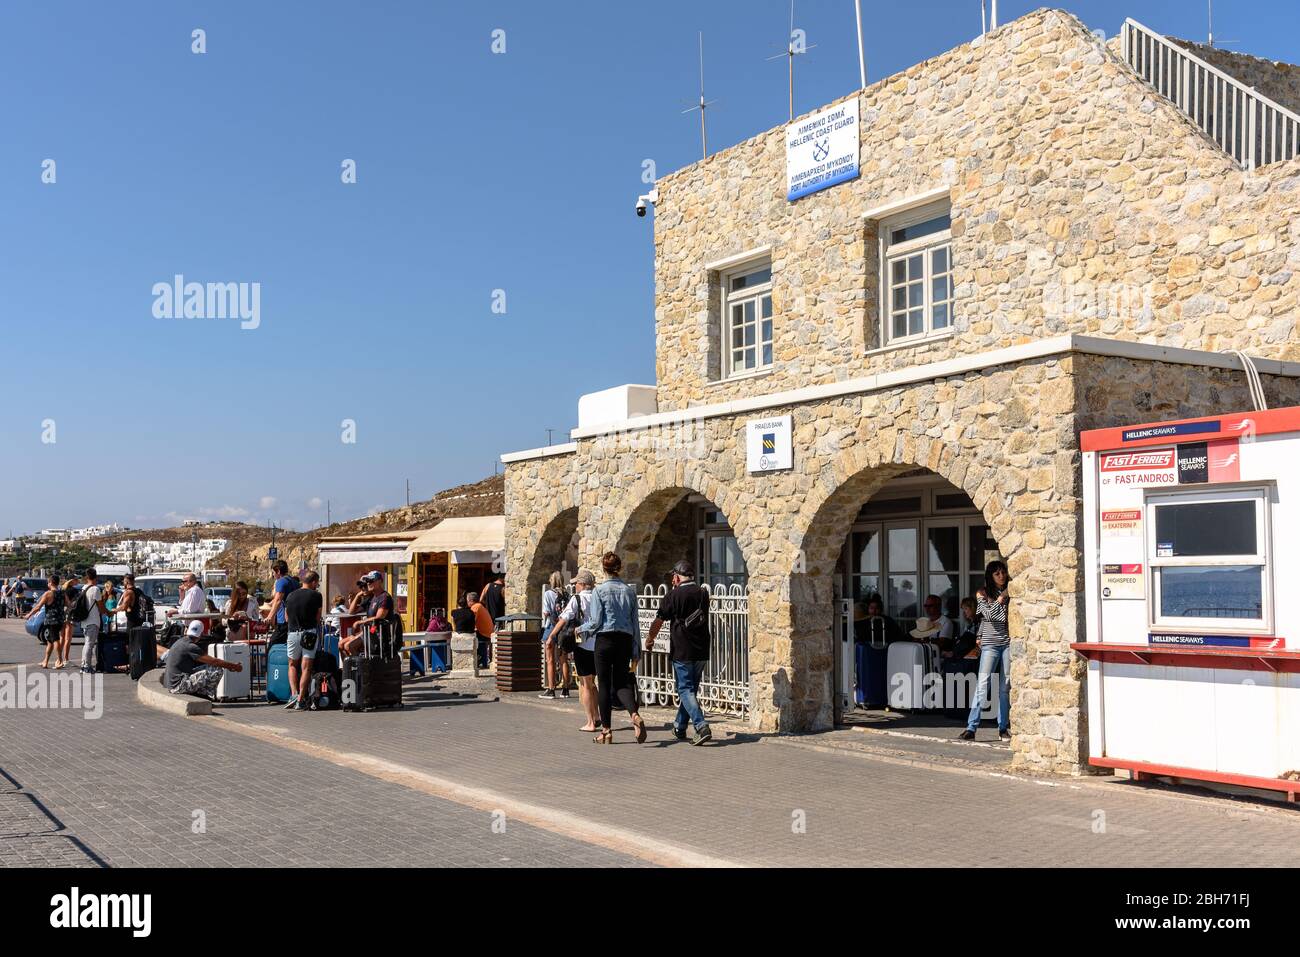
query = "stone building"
xmin=501 ymin=9 xmax=1300 ymax=774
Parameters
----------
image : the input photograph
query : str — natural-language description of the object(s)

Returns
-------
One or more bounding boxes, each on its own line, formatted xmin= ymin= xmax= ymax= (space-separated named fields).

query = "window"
xmin=723 ymin=262 xmax=773 ymax=377
xmin=1146 ymin=487 xmax=1272 ymax=633
xmin=880 ymin=203 xmax=952 ymax=346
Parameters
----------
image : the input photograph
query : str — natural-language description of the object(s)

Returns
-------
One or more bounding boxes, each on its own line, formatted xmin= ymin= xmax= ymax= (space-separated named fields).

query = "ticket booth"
xmin=400 ymin=516 xmax=505 ymax=632
xmin=318 ymin=532 xmax=420 ymax=619
xmin=1075 ymin=406 xmax=1300 ymax=801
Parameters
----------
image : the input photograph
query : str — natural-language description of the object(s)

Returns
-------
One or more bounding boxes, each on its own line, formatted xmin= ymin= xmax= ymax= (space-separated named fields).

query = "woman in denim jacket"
xmin=577 ymin=552 xmax=646 ymax=744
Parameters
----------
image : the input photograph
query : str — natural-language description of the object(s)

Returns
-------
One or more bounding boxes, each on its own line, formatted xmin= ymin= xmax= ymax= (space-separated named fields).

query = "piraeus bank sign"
xmin=786 ymin=101 xmax=859 ymax=201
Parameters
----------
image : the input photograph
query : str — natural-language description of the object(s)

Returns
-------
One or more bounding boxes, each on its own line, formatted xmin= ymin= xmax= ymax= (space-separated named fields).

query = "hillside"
xmin=86 ymin=474 xmax=504 ymax=587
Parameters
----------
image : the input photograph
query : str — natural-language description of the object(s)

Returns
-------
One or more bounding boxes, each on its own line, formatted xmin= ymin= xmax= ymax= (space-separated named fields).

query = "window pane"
xmin=761 ymin=343 xmax=772 ymax=366
xmin=732 ymin=327 xmax=743 ymax=347
xmin=761 ymin=295 xmax=772 ymax=319
xmin=1154 ymin=501 xmax=1257 ymax=556
xmin=907 ymin=254 xmax=923 ymax=277
xmin=969 ymin=525 xmax=999 ymax=576
xmin=891 ymin=259 xmax=907 ymax=283
xmin=931 ymin=246 xmax=948 ymax=273
xmin=744 ymin=347 xmax=755 ymax=368
xmin=854 ymin=576 xmax=881 ymax=604
xmin=892 ymin=313 xmax=907 ymax=338
xmin=932 ymin=275 xmax=950 ymax=303
xmin=861 ymin=497 xmax=922 ymax=518
xmin=888 ymin=576 xmax=920 ymax=623
xmin=908 ymin=283 xmax=923 ymax=308
xmin=892 ymin=288 xmax=908 ymax=311
xmin=932 ymin=303 xmax=949 ymax=329
xmin=889 ymin=214 xmax=951 ymax=245
xmin=743 ymin=324 xmax=755 ymax=346
xmin=761 ymin=318 xmax=772 ymax=342
xmin=744 ymin=300 xmax=755 ymax=323
xmin=909 ymin=309 xmax=924 ymax=336
xmin=926 ymin=526 xmax=960 ymax=575
xmin=731 ymin=266 xmax=771 ymax=290
xmin=1159 ymin=566 xmax=1263 ymax=619
xmin=853 ymin=530 xmax=881 ymax=574
xmin=888 ymin=527 xmax=917 ymax=572
xmin=928 ymin=576 xmax=959 ymax=618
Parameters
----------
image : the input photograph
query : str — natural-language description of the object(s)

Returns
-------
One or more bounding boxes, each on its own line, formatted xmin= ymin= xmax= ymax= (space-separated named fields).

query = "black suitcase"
xmin=99 ymin=634 xmax=129 ymax=673
xmin=341 ymin=655 xmax=402 ymax=711
xmin=128 ymin=626 xmax=157 ymax=681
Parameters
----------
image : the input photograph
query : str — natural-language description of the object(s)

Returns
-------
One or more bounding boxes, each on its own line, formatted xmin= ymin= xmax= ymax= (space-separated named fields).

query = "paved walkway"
xmin=2 ymin=620 xmax=1298 ymax=867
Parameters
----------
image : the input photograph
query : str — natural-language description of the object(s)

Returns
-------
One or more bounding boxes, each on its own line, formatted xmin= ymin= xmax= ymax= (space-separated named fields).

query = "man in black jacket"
xmin=645 ymin=561 xmax=712 ymax=745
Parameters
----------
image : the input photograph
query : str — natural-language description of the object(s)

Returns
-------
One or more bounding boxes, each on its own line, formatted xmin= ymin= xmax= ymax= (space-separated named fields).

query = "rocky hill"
xmin=86 ymin=474 xmax=504 ymax=587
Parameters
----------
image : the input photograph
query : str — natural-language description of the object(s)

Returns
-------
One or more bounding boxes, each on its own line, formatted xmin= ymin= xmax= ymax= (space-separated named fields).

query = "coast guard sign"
xmin=747 ymin=415 xmax=793 ymax=473
xmin=786 ymin=101 xmax=859 ymax=201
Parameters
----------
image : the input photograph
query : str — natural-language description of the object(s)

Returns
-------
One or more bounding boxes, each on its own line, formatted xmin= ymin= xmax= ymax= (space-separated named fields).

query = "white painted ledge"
xmin=136 ymin=668 xmax=213 ymax=716
xmin=499 ymin=442 xmax=578 ymax=465
xmin=500 ymin=336 xmax=1300 ymax=461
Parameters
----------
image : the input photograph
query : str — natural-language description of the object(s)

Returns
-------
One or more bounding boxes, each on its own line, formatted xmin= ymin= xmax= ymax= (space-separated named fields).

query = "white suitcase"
xmin=212 ymin=642 xmax=251 ymax=701
xmin=887 ymin=641 xmax=938 ymax=710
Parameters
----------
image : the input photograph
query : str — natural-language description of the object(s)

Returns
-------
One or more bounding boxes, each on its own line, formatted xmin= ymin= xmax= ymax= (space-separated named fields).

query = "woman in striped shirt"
xmin=960 ymin=560 xmax=1012 ymax=742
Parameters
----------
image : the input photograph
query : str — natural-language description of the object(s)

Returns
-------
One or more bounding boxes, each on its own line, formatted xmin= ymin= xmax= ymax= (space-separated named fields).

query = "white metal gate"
xmin=635 ymin=583 xmax=750 ymax=718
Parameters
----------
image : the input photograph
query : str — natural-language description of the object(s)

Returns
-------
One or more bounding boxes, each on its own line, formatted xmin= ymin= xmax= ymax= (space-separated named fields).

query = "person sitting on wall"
xmin=450 ymin=593 xmax=476 ymax=636
xmin=165 ymin=620 xmax=243 ymax=699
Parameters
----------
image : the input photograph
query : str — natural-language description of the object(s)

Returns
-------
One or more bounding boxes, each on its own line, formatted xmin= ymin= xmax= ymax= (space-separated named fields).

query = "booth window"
xmin=1146 ymin=487 xmax=1272 ymax=633
xmin=880 ymin=202 xmax=952 ymax=346
xmin=723 ymin=262 xmax=773 ymax=377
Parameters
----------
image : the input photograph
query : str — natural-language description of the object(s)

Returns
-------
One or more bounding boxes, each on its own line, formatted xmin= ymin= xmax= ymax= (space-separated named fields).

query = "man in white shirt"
xmin=168 ymin=573 xmax=208 ymax=636
xmin=76 ymin=568 xmax=108 ymax=674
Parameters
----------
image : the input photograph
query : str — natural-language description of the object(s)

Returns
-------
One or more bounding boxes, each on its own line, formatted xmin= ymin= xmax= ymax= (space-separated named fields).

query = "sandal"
xmin=593 ymin=729 xmax=613 ymax=744
xmin=632 ymin=714 xmax=647 ymax=743
xmin=579 ymin=724 xmax=599 ymax=732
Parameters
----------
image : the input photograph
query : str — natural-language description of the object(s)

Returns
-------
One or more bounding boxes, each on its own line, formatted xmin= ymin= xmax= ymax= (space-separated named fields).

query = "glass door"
xmin=885 ymin=522 xmax=921 ymax=630
xmin=924 ymin=521 xmax=961 ymax=621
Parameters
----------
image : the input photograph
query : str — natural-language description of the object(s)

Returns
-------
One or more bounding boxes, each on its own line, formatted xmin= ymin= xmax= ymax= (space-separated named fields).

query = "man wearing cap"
xmin=340 ymin=571 xmax=391 ymax=658
xmin=165 ymin=619 xmax=243 ymax=698
xmin=645 ymin=561 xmax=712 ymax=745
xmin=547 ymin=569 xmax=599 ymax=731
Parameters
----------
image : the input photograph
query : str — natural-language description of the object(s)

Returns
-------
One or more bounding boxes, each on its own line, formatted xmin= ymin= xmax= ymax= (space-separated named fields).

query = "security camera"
xmin=635 ymin=189 xmax=659 ymax=218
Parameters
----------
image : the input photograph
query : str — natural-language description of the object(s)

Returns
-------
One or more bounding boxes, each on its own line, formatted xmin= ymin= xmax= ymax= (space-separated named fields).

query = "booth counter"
xmin=1078 ymin=406 xmax=1300 ymax=800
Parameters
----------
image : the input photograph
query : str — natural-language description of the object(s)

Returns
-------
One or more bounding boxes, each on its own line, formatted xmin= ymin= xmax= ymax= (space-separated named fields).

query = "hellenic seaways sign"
xmin=786 ymin=100 xmax=859 ymax=201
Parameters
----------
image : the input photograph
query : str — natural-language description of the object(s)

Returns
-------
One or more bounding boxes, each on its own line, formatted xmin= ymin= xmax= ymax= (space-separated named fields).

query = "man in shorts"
xmin=283 ymin=570 xmax=324 ymax=711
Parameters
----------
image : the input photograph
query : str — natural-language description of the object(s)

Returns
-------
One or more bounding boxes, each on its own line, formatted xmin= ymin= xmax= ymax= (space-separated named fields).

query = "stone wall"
xmin=1169 ymin=37 xmax=1300 ymax=118
xmin=652 ymin=8 xmax=1300 ymax=413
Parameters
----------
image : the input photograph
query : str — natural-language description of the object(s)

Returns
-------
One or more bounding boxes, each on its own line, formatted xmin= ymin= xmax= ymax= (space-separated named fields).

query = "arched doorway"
xmin=612 ymin=487 xmax=750 ymax=716
xmin=522 ymin=507 xmax=579 ymax=617
xmin=796 ymin=465 xmax=1007 ymax=735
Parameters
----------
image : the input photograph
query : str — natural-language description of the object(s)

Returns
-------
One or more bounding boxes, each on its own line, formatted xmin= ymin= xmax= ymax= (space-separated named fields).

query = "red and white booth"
xmin=1076 ymin=406 xmax=1300 ymax=801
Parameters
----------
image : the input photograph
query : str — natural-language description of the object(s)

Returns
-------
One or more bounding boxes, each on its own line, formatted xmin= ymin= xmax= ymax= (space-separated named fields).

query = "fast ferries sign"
xmin=1099 ymin=448 xmax=1176 ymax=488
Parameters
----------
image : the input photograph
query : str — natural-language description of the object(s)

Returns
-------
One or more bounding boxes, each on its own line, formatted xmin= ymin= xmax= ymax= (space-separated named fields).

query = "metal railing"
xmin=635 ymin=583 xmax=750 ymax=718
xmin=1120 ymin=18 xmax=1300 ymax=170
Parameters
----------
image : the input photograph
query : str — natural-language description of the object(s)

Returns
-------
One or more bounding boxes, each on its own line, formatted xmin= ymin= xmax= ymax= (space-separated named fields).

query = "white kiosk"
xmin=1077 ymin=406 xmax=1300 ymax=801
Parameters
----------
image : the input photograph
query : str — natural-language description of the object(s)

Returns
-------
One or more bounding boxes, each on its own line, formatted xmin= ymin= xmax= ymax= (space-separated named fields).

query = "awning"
xmin=403 ymin=516 xmax=505 ymax=562
xmin=319 ymin=544 xmax=413 ymax=565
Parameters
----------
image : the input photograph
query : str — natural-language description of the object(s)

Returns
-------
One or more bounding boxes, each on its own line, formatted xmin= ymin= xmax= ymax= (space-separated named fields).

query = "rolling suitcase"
xmin=886 ymin=640 xmax=938 ymax=710
xmin=266 ymin=643 xmax=293 ymax=703
xmin=128 ymin=626 xmax=158 ymax=681
xmin=342 ymin=622 xmax=402 ymax=711
xmin=98 ymin=633 xmax=129 ymax=672
xmin=212 ymin=642 xmax=251 ymax=701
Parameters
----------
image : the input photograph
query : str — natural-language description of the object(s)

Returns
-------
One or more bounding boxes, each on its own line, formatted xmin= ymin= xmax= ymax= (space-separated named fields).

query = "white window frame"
xmin=1145 ymin=486 xmax=1273 ymax=635
xmin=879 ymin=202 xmax=953 ymax=348
xmin=722 ymin=260 xmax=774 ymax=379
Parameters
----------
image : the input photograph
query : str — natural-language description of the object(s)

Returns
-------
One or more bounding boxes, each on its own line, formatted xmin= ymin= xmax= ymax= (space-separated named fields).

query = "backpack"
xmin=308 ymin=669 xmax=340 ymax=710
xmin=69 ymin=588 xmax=91 ymax=623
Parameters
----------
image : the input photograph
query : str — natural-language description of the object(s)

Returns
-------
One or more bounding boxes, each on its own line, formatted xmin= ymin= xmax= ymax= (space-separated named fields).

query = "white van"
xmin=133 ymin=573 xmax=190 ymax=625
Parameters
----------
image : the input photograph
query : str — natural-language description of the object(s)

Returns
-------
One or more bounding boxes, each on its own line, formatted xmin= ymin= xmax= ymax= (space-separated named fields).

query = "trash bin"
xmin=494 ymin=614 xmax=543 ymax=693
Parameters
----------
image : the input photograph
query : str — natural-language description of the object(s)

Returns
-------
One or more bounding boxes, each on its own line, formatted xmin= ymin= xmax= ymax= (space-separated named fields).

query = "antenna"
xmin=681 ymin=32 xmax=715 ymax=159
xmin=1207 ymin=0 xmax=1238 ymax=48
xmin=767 ymin=0 xmax=817 ymax=122
xmin=854 ymin=0 xmax=866 ymax=89
xmin=981 ymin=0 xmax=987 ymax=35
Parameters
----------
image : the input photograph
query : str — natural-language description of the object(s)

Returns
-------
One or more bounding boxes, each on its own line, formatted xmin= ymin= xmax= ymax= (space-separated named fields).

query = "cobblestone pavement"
xmin=0 ymin=624 xmax=641 ymax=867
xmin=3 ymin=621 xmax=1298 ymax=867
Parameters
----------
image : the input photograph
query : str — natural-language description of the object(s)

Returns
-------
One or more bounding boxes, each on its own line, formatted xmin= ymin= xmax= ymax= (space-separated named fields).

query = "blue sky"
xmin=3 ymin=0 xmax=1298 ymax=535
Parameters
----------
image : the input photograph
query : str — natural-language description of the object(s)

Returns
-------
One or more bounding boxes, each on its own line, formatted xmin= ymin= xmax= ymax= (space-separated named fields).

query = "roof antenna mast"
xmin=682 ymin=31 xmax=715 ymax=160
xmin=768 ymin=0 xmax=816 ymax=122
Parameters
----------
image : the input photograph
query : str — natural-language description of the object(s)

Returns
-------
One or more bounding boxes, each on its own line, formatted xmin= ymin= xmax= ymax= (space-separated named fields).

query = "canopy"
xmin=403 ymin=516 xmax=505 ymax=562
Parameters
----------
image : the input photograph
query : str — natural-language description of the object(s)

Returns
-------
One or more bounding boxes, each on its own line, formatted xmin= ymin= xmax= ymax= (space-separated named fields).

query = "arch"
xmin=519 ymin=505 xmax=579 ymax=616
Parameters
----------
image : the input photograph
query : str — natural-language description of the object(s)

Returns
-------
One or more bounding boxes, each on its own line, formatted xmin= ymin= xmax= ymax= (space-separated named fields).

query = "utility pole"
xmin=327 ymin=500 xmax=331 ymax=525
xmin=406 ymin=479 xmax=411 ymax=507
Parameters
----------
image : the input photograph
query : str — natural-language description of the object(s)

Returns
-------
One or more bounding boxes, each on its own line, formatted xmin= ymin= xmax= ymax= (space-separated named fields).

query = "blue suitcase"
xmin=266 ymin=643 xmax=292 ymax=703
xmin=855 ymin=643 xmax=888 ymax=708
